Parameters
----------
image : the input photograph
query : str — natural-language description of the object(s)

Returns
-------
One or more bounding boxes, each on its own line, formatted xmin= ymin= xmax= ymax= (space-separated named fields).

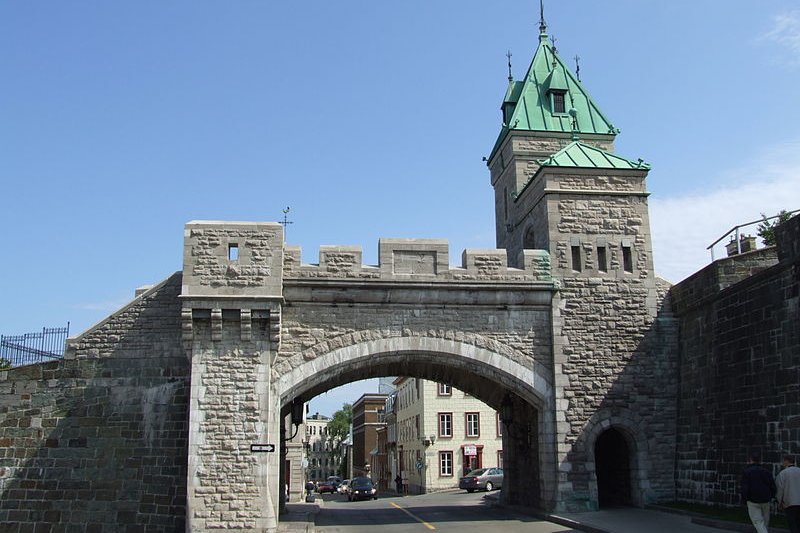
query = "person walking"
xmin=395 ymin=474 xmax=403 ymax=495
xmin=777 ymin=454 xmax=800 ymax=533
xmin=741 ymin=453 xmax=777 ymax=533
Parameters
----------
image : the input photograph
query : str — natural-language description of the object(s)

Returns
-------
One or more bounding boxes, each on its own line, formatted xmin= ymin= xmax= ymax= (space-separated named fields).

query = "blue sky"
xmin=3 ymin=2 xmax=800 ymax=415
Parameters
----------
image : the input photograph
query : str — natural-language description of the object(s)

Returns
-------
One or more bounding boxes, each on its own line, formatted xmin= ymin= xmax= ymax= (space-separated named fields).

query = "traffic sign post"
xmin=250 ymin=444 xmax=276 ymax=453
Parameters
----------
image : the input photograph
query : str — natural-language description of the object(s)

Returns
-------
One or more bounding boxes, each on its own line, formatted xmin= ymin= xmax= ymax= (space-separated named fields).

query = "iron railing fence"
xmin=0 ymin=323 xmax=70 ymax=368
xmin=707 ymin=209 xmax=800 ymax=261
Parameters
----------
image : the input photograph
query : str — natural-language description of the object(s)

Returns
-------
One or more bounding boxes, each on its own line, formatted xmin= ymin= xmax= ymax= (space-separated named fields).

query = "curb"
xmin=484 ymin=495 xmax=612 ymax=533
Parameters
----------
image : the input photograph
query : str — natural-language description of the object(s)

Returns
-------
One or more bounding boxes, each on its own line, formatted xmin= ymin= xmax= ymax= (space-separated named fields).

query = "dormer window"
xmin=551 ymin=90 xmax=566 ymax=114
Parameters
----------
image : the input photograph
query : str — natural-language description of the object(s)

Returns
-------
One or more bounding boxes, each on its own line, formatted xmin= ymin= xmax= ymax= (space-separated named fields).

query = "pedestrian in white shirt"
xmin=777 ymin=454 xmax=800 ymax=533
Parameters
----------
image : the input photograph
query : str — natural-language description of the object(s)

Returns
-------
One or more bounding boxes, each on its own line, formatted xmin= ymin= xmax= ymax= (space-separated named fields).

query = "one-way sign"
xmin=250 ymin=444 xmax=276 ymax=453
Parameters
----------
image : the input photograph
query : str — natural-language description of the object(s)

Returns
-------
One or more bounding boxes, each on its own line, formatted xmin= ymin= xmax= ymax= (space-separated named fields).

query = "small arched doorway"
xmin=594 ymin=427 xmax=632 ymax=507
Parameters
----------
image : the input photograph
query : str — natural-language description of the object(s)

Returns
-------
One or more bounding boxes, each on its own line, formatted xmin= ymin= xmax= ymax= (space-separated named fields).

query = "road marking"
xmin=390 ymin=502 xmax=437 ymax=530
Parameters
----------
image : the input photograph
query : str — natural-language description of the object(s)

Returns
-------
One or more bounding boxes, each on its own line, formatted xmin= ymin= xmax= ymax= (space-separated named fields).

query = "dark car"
xmin=458 ymin=467 xmax=504 ymax=492
xmin=317 ymin=480 xmax=337 ymax=494
xmin=347 ymin=476 xmax=377 ymax=501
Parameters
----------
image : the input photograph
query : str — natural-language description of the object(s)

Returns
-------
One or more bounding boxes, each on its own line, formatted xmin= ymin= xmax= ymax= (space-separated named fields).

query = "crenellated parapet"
xmin=283 ymin=238 xmax=552 ymax=282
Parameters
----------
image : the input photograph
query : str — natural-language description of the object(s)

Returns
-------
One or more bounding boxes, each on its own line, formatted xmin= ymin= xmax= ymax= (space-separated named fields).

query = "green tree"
xmin=0 ymin=358 xmax=11 ymax=370
xmin=327 ymin=403 xmax=352 ymax=477
xmin=757 ymin=210 xmax=792 ymax=246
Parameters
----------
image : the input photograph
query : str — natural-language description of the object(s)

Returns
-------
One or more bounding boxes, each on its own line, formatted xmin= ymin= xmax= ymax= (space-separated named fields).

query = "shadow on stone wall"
xmin=668 ymin=215 xmax=800 ymax=507
xmin=0 ymin=273 xmax=190 ymax=533
xmin=560 ymin=280 xmax=681 ymax=511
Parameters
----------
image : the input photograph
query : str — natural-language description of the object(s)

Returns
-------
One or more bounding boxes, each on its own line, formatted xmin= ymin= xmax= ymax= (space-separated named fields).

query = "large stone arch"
xmin=272 ymin=335 xmax=557 ymax=510
xmin=275 ymin=336 xmax=552 ymax=409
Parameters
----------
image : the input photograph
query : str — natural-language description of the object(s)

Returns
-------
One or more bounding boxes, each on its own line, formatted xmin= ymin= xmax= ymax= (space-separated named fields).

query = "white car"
xmin=337 ymin=479 xmax=350 ymax=494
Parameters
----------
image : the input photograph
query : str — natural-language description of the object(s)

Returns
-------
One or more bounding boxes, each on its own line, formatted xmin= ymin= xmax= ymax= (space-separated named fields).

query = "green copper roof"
xmin=538 ymin=141 xmax=650 ymax=170
xmin=490 ymin=31 xmax=619 ymax=161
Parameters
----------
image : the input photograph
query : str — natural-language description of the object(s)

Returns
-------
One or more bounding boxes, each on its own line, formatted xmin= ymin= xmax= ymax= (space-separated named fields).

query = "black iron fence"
xmin=0 ymin=323 xmax=70 ymax=368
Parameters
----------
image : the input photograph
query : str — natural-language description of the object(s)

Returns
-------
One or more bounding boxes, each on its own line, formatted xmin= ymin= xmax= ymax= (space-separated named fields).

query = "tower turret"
xmin=488 ymin=16 xmax=621 ymax=256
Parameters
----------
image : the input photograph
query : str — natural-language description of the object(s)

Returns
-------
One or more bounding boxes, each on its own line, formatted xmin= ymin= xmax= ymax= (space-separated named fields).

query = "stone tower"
xmin=487 ymin=16 xmax=677 ymax=511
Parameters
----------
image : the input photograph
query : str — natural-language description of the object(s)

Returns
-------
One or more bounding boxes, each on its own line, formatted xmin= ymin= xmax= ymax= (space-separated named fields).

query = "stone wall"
xmin=671 ymin=215 xmax=800 ymax=506
xmin=0 ymin=274 xmax=188 ymax=533
xmin=553 ymin=275 xmax=679 ymax=510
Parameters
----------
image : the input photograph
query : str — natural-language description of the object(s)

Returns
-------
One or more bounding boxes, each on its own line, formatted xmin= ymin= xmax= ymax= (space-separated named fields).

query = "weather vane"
xmin=280 ymin=207 xmax=294 ymax=240
xmin=539 ymin=0 xmax=547 ymax=34
xmin=550 ymin=35 xmax=558 ymax=54
xmin=506 ymin=50 xmax=513 ymax=82
xmin=574 ymin=54 xmax=581 ymax=81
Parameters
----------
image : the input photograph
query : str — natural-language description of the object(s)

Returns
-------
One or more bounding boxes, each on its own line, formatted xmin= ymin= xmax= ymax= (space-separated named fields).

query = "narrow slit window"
xmin=228 ymin=244 xmax=239 ymax=261
xmin=597 ymin=246 xmax=607 ymax=272
xmin=622 ymin=246 xmax=633 ymax=273
xmin=571 ymin=245 xmax=582 ymax=271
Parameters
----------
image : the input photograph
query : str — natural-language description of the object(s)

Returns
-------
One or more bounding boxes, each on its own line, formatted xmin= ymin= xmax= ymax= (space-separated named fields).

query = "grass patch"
xmin=659 ymin=501 xmax=788 ymax=529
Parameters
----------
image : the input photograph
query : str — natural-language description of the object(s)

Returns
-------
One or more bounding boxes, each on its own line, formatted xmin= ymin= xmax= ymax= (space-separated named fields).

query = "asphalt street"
xmin=314 ymin=490 xmax=578 ymax=533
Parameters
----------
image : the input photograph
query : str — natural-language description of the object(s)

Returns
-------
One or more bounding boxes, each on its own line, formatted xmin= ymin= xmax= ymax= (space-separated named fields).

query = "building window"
xmin=496 ymin=413 xmax=503 ymax=437
xmin=228 ymin=243 xmax=239 ymax=261
xmin=438 ymin=383 xmax=452 ymax=396
xmin=552 ymin=91 xmax=566 ymax=113
xmin=466 ymin=413 xmax=480 ymax=438
xmin=497 ymin=451 xmax=503 ymax=468
xmin=439 ymin=413 xmax=453 ymax=438
xmin=439 ymin=451 xmax=454 ymax=476
xmin=571 ymin=245 xmax=582 ymax=271
xmin=597 ymin=246 xmax=607 ymax=272
xmin=622 ymin=245 xmax=633 ymax=273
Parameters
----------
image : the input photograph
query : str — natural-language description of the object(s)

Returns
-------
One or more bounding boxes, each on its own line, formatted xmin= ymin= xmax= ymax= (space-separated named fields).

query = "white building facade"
xmin=304 ymin=413 xmax=336 ymax=482
xmin=393 ymin=378 xmax=503 ymax=494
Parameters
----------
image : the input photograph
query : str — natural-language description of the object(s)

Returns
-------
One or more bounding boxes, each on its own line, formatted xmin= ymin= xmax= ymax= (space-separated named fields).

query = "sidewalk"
xmin=485 ymin=492 xmax=790 ymax=533
xmin=552 ymin=508 xmax=740 ymax=533
xmin=277 ymin=502 xmax=319 ymax=533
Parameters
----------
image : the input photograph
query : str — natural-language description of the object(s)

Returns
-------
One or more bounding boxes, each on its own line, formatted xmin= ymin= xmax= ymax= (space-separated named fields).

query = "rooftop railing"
xmin=707 ymin=209 xmax=800 ymax=261
xmin=0 ymin=323 xmax=70 ymax=368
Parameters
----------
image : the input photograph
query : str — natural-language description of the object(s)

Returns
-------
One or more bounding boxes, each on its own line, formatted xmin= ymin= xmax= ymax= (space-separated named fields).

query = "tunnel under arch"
xmin=273 ymin=336 xmax=556 ymax=511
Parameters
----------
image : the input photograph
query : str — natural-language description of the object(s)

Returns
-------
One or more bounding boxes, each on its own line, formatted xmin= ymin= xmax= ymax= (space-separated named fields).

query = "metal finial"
xmin=280 ymin=207 xmax=294 ymax=240
xmin=574 ymin=54 xmax=581 ymax=81
xmin=539 ymin=0 xmax=547 ymax=34
xmin=549 ymin=35 xmax=558 ymax=54
xmin=506 ymin=50 xmax=513 ymax=82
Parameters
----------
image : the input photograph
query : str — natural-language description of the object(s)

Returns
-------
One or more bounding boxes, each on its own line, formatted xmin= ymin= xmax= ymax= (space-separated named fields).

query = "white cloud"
xmin=759 ymin=10 xmax=800 ymax=67
xmin=651 ymin=140 xmax=800 ymax=284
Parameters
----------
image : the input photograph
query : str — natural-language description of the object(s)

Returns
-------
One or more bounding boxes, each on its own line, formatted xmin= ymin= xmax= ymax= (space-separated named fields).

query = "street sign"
xmin=250 ymin=444 xmax=276 ymax=453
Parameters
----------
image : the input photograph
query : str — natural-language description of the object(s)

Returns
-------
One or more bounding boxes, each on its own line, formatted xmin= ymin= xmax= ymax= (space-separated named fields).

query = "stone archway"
xmin=594 ymin=428 xmax=632 ymax=507
xmin=582 ymin=409 xmax=651 ymax=508
xmin=273 ymin=336 xmax=557 ymax=512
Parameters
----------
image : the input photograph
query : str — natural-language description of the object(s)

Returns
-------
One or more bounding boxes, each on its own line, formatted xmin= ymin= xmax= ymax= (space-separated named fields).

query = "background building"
xmin=351 ymin=393 xmax=388 ymax=480
xmin=394 ymin=377 xmax=503 ymax=494
xmin=304 ymin=413 xmax=335 ymax=482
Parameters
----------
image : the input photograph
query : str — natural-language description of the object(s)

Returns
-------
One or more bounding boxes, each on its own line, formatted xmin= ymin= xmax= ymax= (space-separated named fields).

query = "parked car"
xmin=458 ymin=467 xmax=504 ymax=492
xmin=337 ymin=479 xmax=351 ymax=494
xmin=317 ymin=480 xmax=337 ymax=494
xmin=347 ymin=476 xmax=377 ymax=501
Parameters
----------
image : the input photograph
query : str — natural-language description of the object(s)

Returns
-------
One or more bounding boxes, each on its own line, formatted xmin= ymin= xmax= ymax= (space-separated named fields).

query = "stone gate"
xmin=0 ymin=17 xmax=682 ymax=533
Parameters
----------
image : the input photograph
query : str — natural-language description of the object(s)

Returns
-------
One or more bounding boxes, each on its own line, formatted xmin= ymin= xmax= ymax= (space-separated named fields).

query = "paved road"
xmin=314 ymin=490 xmax=579 ymax=533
